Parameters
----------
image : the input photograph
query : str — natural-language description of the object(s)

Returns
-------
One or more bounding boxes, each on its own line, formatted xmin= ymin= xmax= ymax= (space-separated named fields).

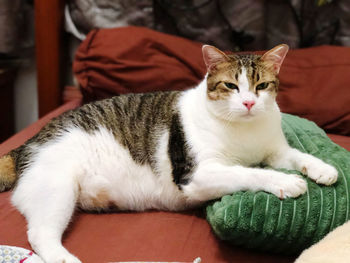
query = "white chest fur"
xmin=178 ymin=80 xmax=284 ymax=167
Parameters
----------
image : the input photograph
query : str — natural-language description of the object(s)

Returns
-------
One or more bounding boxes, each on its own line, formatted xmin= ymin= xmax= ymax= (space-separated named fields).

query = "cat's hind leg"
xmin=11 ymin=161 xmax=81 ymax=263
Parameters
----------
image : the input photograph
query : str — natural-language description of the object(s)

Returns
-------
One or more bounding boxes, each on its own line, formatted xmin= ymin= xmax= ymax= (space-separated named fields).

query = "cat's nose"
xmin=243 ymin=100 xmax=256 ymax=110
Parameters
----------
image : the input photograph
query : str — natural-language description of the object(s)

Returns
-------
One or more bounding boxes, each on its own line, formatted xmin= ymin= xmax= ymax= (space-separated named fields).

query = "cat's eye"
xmin=256 ymin=82 xmax=269 ymax=91
xmin=224 ymin=82 xmax=239 ymax=91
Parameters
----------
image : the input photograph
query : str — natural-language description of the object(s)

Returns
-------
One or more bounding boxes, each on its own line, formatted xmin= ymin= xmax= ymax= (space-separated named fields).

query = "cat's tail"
xmin=0 ymin=154 xmax=17 ymax=192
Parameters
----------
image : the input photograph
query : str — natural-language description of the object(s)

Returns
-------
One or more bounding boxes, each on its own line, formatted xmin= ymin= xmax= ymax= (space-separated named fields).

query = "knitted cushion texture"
xmin=206 ymin=113 xmax=350 ymax=255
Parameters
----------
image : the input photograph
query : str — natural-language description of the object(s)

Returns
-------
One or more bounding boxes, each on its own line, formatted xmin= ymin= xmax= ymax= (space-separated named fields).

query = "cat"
xmin=0 ymin=44 xmax=338 ymax=263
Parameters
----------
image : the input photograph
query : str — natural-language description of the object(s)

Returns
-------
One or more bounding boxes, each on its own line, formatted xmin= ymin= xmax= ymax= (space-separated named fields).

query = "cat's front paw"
xmin=268 ymin=173 xmax=307 ymax=199
xmin=38 ymin=246 xmax=82 ymax=263
xmin=42 ymin=252 xmax=82 ymax=263
xmin=300 ymin=160 xmax=338 ymax=186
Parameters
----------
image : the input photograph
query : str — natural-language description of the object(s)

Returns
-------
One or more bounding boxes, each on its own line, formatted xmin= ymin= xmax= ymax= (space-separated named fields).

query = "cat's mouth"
xmin=242 ymin=111 xmax=254 ymax=117
xmin=240 ymin=111 xmax=256 ymax=120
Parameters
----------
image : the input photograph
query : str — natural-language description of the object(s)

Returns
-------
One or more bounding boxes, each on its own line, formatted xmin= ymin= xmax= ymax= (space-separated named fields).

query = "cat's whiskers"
xmin=214 ymin=108 xmax=235 ymax=124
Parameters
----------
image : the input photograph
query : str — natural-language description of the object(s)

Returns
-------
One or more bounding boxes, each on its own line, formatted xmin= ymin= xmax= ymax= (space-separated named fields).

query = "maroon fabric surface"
xmin=0 ymin=100 xmax=82 ymax=157
xmin=74 ymin=27 xmax=350 ymax=136
xmin=74 ymin=26 xmax=206 ymax=102
xmin=0 ymin=191 xmax=295 ymax=263
xmin=277 ymin=45 xmax=350 ymax=136
xmin=328 ymin=134 xmax=350 ymax=151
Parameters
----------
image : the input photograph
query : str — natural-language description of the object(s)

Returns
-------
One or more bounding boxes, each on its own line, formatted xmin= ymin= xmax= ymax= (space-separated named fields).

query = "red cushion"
xmin=74 ymin=27 xmax=350 ymax=136
xmin=278 ymin=46 xmax=350 ymax=136
xmin=74 ymin=26 xmax=206 ymax=101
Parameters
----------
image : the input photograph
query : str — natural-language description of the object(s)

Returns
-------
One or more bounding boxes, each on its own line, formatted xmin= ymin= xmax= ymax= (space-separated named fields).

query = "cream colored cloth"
xmin=112 ymin=258 xmax=201 ymax=263
xmin=296 ymin=221 xmax=350 ymax=263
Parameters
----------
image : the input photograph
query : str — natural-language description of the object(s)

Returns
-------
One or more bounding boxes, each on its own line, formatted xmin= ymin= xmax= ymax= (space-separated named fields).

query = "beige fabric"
xmin=295 ymin=221 xmax=350 ymax=263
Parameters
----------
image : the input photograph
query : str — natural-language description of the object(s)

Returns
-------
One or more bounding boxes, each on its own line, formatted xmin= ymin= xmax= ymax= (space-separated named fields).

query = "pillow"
xmin=73 ymin=26 xmax=205 ymax=102
xmin=206 ymin=113 xmax=350 ymax=255
xmin=277 ymin=46 xmax=350 ymax=136
xmin=73 ymin=27 xmax=350 ymax=135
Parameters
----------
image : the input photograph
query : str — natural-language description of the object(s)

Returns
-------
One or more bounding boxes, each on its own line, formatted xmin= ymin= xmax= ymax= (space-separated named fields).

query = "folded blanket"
xmin=295 ymin=220 xmax=350 ymax=263
xmin=206 ymin=113 xmax=350 ymax=254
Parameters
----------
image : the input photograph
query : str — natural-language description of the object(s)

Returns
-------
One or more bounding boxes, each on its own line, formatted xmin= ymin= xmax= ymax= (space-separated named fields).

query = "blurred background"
xmin=0 ymin=0 xmax=349 ymax=142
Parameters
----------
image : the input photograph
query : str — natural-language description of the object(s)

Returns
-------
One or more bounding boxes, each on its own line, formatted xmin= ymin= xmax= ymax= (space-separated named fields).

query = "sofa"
xmin=0 ymin=26 xmax=349 ymax=263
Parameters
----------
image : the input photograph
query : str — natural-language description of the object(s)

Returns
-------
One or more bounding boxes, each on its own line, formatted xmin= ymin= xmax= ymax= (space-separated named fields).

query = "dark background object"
xmin=0 ymin=66 xmax=17 ymax=142
xmin=0 ymin=0 xmax=34 ymax=140
xmin=68 ymin=0 xmax=348 ymax=51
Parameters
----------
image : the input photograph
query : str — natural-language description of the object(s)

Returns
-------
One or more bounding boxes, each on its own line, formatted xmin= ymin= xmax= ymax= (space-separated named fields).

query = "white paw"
xmin=268 ymin=172 xmax=308 ymax=199
xmin=301 ymin=159 xmax=338 ymax=186
xmin=41 ymin=249 xmax=82 ymax=263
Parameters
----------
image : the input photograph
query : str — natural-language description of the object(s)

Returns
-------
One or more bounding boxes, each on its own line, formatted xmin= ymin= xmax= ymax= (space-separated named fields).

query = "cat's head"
xmin=202 ymin=44 xmax=289 ymax=122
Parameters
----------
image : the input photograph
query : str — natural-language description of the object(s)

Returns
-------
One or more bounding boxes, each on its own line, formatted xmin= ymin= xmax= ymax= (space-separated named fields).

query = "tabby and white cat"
xmin=0 ymin=44 xmax=338 ymax=263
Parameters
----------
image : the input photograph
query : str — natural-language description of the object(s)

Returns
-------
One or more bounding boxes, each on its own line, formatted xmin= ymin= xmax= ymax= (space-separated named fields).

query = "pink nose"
xmin=243 ymin=100 xmax=256 ymax=110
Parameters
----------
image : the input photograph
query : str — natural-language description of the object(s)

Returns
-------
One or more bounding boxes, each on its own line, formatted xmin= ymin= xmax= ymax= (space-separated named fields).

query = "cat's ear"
xmin=261 ymin=44 xmax=289 ymax=74
xmin=202 ymin=45 xmax=229 ymax=72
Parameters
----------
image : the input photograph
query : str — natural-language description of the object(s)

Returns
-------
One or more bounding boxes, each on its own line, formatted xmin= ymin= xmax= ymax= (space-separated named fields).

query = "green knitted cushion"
xmin=206 ymin=113 xmax=350 ymax=255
